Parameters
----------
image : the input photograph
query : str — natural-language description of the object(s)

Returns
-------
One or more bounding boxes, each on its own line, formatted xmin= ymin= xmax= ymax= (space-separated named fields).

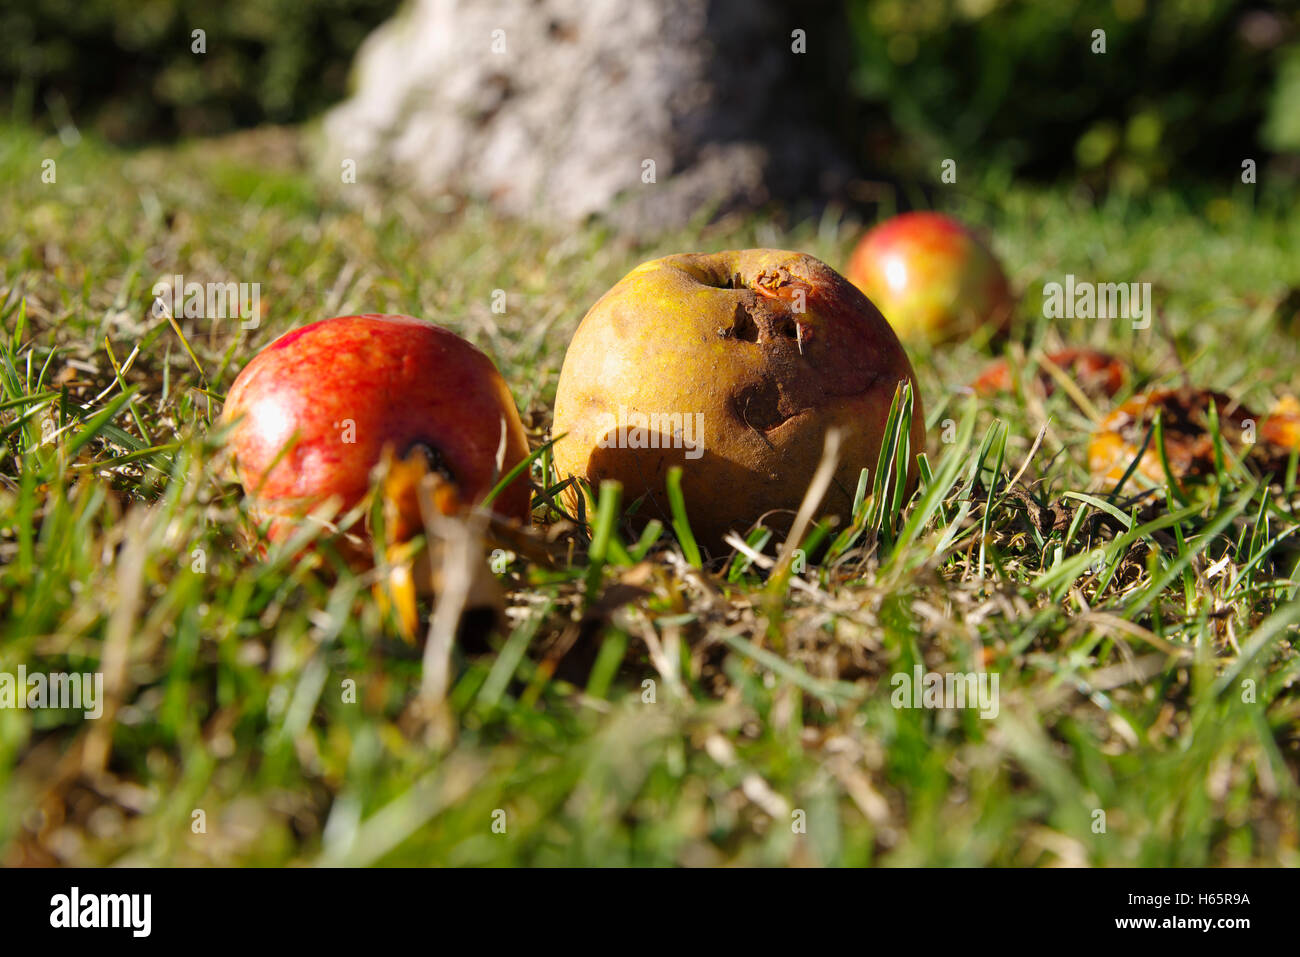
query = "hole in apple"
xmin=719 ymin=302 xmax=760 ymax=342
xmin=772 ymin=315 xmax=800 ymax=341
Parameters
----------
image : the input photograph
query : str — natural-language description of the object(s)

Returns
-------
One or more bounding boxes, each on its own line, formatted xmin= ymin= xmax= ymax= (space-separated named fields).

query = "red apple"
xmin=222 ymin=314 xmax=532 ymax=545
xmin=845 ymin=212 xmax=1013 ymax=343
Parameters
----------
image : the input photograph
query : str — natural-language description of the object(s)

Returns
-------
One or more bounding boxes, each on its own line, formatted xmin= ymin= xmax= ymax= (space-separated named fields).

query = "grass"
xmin=1 ymin=120 xmax=1298 ymax=866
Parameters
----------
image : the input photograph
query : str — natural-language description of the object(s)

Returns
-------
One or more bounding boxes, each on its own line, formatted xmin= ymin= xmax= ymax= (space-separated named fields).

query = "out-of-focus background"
xmin=1 ymin=0 xmax=396 ymax=140
xmin=4 ymin=0 xmax=1298 ymax=208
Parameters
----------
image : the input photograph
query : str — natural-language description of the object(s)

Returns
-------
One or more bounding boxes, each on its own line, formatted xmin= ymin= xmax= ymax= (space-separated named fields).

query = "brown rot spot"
xmin=732 ymin=378 xmax=791 ymax=432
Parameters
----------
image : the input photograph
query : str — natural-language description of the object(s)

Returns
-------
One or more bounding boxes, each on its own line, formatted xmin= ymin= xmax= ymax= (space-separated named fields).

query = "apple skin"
xmin=552 ymin=249 xmax=926 ymax=554
xmin=845 ymin=212 xmax=1013 ymax=343
xmin=222 ymin=314 xmax=532 ymax=544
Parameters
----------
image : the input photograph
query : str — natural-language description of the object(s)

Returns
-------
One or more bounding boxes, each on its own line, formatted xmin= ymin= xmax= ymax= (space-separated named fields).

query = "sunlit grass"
xmin=1 ymin=122 xmax=1298 ymax=865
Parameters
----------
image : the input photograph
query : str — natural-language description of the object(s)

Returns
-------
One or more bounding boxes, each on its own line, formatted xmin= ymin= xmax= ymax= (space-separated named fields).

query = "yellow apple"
xmin=552 ymin=249 xmax=925 ymax=553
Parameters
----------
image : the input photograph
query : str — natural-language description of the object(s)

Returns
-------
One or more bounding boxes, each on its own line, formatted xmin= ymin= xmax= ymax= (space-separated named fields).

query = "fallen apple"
xmin=1086 ymin=387 xmax=1255 ymax=488
xmin=972 ymin=347 xmax=1126 ymax=399
xmin=222 ymin=313 xmax=533 ymax=545
xmin=845 ymin=211 xmax=1014 ymax=343
xmin=551 ymin=249 xmax=926 ymax=553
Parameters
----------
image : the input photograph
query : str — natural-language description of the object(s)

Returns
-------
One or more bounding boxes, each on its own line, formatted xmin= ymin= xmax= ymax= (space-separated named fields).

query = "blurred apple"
xmin=845 ymin=211 xmax=1014 ymax=343
xmin=552 ymin=249 xmax=925 ymax=554
xmin=1261 ymin=395 xmax=1300 ymax=454
xmin=222 ymin=314 xmax=532 ymax=545
xmin=972 ymin=347 xmax=1126 ymax=399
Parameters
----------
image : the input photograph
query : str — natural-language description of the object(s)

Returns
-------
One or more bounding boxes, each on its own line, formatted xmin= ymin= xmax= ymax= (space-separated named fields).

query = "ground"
xmin=1 ymin=123 xmax=1297 ymax=866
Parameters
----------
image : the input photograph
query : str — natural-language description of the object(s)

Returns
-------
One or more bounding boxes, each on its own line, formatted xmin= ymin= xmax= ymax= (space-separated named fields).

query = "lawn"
xmin=1 ymin=121 xmax=1298 ymax=866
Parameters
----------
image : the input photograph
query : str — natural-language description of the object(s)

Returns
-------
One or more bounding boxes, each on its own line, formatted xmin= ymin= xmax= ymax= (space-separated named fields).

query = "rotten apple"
xmin=1086 ymin=387 xmax=1255 ymax=488
xmin=972 ymin=347 xmax=1127 ymax=399
xmin=1090 ymin=388 xmax=1300 ymax=493
xmin=845 ymin=211 xmax=1014 ymax=343
xmin=222 ymin=313 xmax=532 ymax=545
xmin=551 ymin=249 xmax=925 ymax=554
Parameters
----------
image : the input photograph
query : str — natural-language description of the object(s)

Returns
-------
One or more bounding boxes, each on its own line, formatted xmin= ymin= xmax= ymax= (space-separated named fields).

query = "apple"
xmin=1087 ymin=387 xmax=1255 ymax=488
xmin=551 ymin=249 xmax=925 ymax=554
xmin=845 ymin=212 xmax=1013 ymax=343
xmin=222 ymin=314 xmax=532 ymax=545
xmin=972 ymin=347 xmax=1126 ymax=399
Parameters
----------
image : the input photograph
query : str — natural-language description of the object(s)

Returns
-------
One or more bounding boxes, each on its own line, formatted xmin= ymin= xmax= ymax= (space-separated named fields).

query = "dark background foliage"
xmin=845 ymin=0 xmax=1300 ymax=188
xmin=2 ymin=0 xmax=1297 ymax=184
xmin=0 ymin=0 xmax=397 ymax=141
